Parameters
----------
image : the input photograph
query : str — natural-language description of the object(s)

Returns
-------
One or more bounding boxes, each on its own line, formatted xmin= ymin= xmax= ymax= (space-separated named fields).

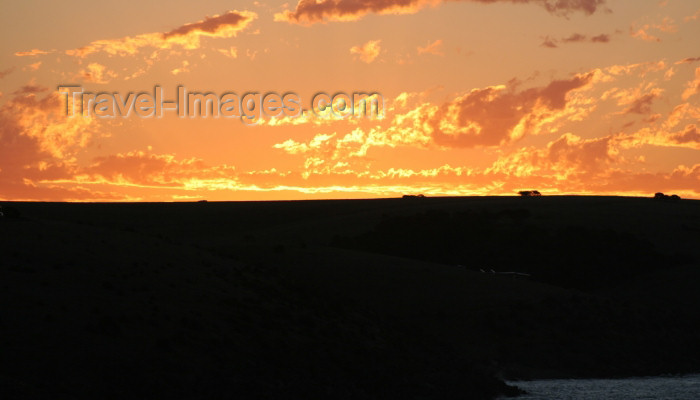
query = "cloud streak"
xmin=14 ymin=49 xmax=50 ymax=57
xmin=275 ymin=0 xmax=606 ymax=25
xmin=0 ymin=67 xmax=15 ymax=79
xmin=61 ymin=10 xmax=257 ymax=58
xmin=417 ymin=39 xmax=444 ymax=55
xmin=542 ymin=33 xmax=611 ymax=47
xmin=350 ymin=40 xmax=382 ymax=63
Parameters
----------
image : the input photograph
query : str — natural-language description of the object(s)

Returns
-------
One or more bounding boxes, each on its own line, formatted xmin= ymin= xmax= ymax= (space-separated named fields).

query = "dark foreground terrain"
xmin=1 ymin=196 xmax=699 ymax=399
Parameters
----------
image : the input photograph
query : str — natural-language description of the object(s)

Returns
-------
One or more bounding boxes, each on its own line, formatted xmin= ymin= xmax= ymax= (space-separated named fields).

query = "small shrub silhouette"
xmin=654 ymin=192 xmax=681 ymax=201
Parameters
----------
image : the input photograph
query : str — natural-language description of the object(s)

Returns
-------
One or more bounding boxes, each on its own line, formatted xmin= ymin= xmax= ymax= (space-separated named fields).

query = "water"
xmin=504 ymin=374 xmax=700 ymax=400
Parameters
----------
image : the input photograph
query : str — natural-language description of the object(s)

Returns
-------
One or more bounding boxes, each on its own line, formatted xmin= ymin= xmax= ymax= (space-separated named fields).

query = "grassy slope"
xmin=1 ymin=196 xmax=699 ymax=398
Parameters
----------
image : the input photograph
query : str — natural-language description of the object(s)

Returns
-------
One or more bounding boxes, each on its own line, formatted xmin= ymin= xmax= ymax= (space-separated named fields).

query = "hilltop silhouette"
xmin=1 ymin=195 xmax=699 ymax=398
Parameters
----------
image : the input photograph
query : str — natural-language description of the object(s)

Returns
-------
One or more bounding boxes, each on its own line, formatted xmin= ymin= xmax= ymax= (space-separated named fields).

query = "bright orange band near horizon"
xmin=0 ymin=0 xmax=699 ymax=201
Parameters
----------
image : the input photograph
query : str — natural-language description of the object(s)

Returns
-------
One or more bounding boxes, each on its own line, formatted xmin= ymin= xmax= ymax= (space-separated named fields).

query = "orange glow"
xmin=0 ymin=1 xmax=699 ymax=201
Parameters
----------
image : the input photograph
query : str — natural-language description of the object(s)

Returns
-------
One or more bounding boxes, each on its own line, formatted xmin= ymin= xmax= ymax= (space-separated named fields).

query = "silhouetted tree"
xmin=519 ymin=190 xmax=541 ymax=197
xmin=654 ymin=193 xmax=681 ymax=201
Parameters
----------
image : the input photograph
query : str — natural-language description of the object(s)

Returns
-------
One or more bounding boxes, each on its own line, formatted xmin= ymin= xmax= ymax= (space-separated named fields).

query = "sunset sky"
xmin=1 ymin=0 xmax=699 ymax=201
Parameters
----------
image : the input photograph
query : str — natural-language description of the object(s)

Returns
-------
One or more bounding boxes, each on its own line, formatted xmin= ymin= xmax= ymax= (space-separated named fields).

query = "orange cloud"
xmin=275 ymin=0 xmax=434 ymax=24
xmin=217 ymin=47 xmax=239 ymax=58
xmin=541 ymin=33 xmax=611 ymax=48
xmin=417 ymin=39 xmax=444 ymax=56
xmin=4 ymin=53 xmax=698 ymax=201
xmin=78 ymin=63 xmax=116 ymax=83
xmin=0 ymin=86 xmax=98 ymax=200
xmin=271 ymin=72 xmax=602 ymax=183
xmin=585 ymin=164 xmax=700 ymax=197
xmin=630 ymin=28 xmax=659 ymax=42
xmin=266 ymin=128 xmax=698 ymax=198
xmin=490 ymin=133 xmax=618 ymax=178
xmin=5 ymin=86 xmax=94 ymax=160
xmin=666 ymin=124 xmax=700 ymax=146
xmin=80 ymin=151 xmax=234 ymax=188
xmin=603 ymin=60 xmax=667 ymax=78
xmin=27 ymin=62 xmax=42 ymax=71
xmin=275 ymin=0 xmax=606 ymax=25
xmin=171 ymin=60 xmax=191 ymax=75
xmin=26 ymin=148 xmax=250 ymax=200
xmin=617 ymin=128 xmax=698 ymax=151
xmin=272 ymin=92 xmax=439 ymax=173
xmin=623 ymin=90 xmax=662 ymax=115
xmin=676 ymin=57 xmax=700 ymax=65
xmin=263 ymin=59 xmax=700 ymax=198
xmin=630 ymin=16 xmax=677 ymax=42
xmin=427 ymin=72 xmax=595 ymax=148
xmin=681 ymin=67 xmax=700 ymax=100
xmin=685 ymin=9 xmax=700 ymax=22
xmin=484 ymin=132 xmax=700 ymax=196
xmin=62 ymin=10 xmax=257 ymax=58
xmin=0 ymin=67 xmax=16 ymax=79
xmin=14 ymin=49 xmax=50 ymax=57
xmin=350 ymin=39 xmax=382 ymax=63
xmin=272 ymin=71 xmax=602 ymax=181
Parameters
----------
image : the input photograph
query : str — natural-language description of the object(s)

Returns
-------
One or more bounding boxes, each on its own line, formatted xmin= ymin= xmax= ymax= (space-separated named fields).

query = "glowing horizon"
xmin=1 ymin=0 xmax=699 ymax=201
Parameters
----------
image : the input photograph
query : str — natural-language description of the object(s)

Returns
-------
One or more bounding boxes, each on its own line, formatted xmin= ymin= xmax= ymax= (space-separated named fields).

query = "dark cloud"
xmin=670 ymin=124 xmax=700 ymax=144
xmin=0 ymin=67 xmax=15 ymax=79
xmin=61 ymin=10 xmax=257 ymax=58
xmin=544 ymin=133 xmax=614 ymax=173
xmin=590 ymin=33 xmax=610 ymax=42
xmin=624 ymin=92 xmax=659 ymax=115
xmin=676 ymin=57 xmax=700 ymax=64
xmin=163 ymin=11 xmax=251 ymax=39
xmin=276 ymin=0 xmax=606 ymax=25
xmin=532 ymin=0 xmax=605 ymax=15
xmin=541 ymin=36 xmax=558 ymax=48
xmin=542 ymin=32 xmax=611 ymax=47
xmin=562 ymin=33 xmax=587 ymax=42
xmin=428 ymin=73 xmax=594 ymax=148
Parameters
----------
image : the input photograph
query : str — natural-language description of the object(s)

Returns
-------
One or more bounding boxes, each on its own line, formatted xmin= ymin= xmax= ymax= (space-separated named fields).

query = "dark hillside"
xmin=2 ymin=196 xmax=699 ymax=398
